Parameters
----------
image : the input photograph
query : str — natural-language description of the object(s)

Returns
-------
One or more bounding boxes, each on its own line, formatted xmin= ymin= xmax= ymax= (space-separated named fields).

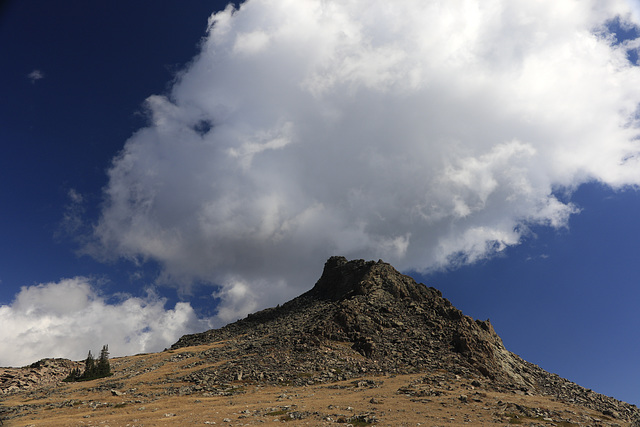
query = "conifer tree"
xmin=96 ymin=344 xmax=111 ymax=377
xmin=63 ymin=367 xmax=82 ymax=382
xmin=63 ymin=345 xmax=112 ymax=382
xmin=84 ymin=350 xmax=96 ymax=379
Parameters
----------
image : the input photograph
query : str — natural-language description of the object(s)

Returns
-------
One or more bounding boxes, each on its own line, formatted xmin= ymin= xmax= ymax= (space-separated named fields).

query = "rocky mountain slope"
xmin=171 ymin=256 xmax=640 ymax=424
xmin=1 ymin=256 xmax=638 ymax=426
xmin=0 ymin=359 xmax=79 ymax=395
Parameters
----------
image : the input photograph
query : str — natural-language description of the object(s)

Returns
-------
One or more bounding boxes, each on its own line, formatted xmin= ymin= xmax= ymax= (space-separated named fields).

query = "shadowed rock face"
xmin=309 ymin=256 xmax=434 ymax=302
xmin=171 ymin=257 xmax=640 ymax=424
xmin=303 ymin=257 xmax=524 ymax=385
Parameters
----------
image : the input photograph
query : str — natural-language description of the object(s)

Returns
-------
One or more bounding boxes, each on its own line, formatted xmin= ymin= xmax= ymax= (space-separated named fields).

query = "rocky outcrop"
xmin=173 ymin=257 xmax=530 ymax=385
xmin=172 ymin=256 xmax=640 ymax=425
xmin=1 ymin=257 xmax=637 ymax=425
xmin=0 ymin=358 xmax=79 ymax=395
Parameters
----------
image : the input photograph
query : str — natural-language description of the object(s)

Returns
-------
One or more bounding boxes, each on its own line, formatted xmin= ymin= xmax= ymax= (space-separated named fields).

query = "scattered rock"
xmin=170 ymin=257 xmax=640 ymax=426
xmin=3 ymin=257 xmax=639 ymax=427
xmin=0 ymin=359 xmax=79 ymax=394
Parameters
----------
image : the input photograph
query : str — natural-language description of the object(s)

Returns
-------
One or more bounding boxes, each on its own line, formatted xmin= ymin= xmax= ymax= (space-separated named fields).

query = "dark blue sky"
xmin=0 ymin=0 xmax=222 ymax=296
xmin=421 ymin=183 xmax=640 ymax=403
xmin=1 ymin=0 xmax=640 ymax=407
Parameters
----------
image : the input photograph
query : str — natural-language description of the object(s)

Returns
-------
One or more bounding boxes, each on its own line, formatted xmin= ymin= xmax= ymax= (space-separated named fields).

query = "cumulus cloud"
xmin=0 ymin=278 xmax=208 ymax=367
xmin=91 ymin=0 xmax=640 ymax=322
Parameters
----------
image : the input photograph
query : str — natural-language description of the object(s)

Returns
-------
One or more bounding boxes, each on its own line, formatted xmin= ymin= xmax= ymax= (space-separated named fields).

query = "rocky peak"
xmin=167 ymin=257 xmax=640 ymax=425
xmin=308 ymin=256 xmax=436 ymax=302
xmin=3 ymin=257 xmax=638 ymax=426
xmin=174 ymin=256 xmax=513 ymax=383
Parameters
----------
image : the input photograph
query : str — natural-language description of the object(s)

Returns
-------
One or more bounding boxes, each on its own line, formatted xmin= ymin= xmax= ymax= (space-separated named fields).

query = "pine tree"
xmin=96 ymin=344 xmax=111 ymax=377
xmin=63 ymin=367 xmax=82 ymax=382
xmin=64 ymin=345 xmax=112 ymax=382
xmin=84 ymin=350 xmax=96 ymax=379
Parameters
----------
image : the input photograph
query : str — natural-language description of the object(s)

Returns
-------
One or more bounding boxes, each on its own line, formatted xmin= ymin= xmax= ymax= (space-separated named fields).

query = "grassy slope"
xmin=0 ymin=342 xmax=628 ymax=427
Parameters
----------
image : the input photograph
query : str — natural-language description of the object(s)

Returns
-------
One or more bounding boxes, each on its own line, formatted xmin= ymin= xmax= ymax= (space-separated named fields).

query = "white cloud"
xmin=58 ymin=188 xmax=86 ymax=237
xmin=212 ymin=277 xmax=259 ymax=323
xmin=0 ymin=278 xmax=209 ymax=367
xmin=27 ymin=69 xmax=44 ymax=83
xmin=91 ymin=0 xmax=640 ymax=323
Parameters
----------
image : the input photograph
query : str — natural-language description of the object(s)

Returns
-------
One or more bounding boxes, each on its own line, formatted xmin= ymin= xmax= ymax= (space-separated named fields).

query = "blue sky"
xmin=2 ymin=0 xmax=640 ymax=406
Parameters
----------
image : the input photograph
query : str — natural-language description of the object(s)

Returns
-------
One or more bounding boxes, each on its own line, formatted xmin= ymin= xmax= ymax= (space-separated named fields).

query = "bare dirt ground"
xmin=0 ymin=344 xmax=629 ymax=427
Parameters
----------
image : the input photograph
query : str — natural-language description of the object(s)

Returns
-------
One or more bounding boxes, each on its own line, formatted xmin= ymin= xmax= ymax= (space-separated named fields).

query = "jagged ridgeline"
xmin=172 ymin=257 xmax=639 ymax=424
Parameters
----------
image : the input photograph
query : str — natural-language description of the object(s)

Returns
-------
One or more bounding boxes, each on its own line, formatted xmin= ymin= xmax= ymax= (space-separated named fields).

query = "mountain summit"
xmin=172 ymin=256 xmax=538 ymax=386
xmin=309 ymin=256 xmax=434 ymax=301
xmin=2 ymin=257 xmax=639 ymax=425
xmin=172 ymin=256 xmax=639 ymax=424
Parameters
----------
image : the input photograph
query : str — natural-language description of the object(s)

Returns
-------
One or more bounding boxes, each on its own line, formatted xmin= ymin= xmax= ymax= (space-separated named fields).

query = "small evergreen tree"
xmin=96 ymin=345 xmax=111 ymax=377
xmin=64 ymin=345 xmax=112 ymax=382
xmin=84 ymin=350 xmax=96 ymax=379
xmin=62 ymin=367 xmax=82 ymax=382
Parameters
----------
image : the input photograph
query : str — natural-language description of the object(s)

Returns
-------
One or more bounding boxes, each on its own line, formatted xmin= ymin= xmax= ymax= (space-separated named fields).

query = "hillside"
xmin=0 ymin=256 xmax=637 ymax=426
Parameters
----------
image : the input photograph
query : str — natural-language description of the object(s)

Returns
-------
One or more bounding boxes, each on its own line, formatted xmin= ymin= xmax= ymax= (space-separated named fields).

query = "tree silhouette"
xmin=84 ymin=350 xmax=96 ymax=378
xmin=63 ymin=367 xmax=82 ymax=382
xmin=64 ymin=345 xmax=112 ymax=382
xmin=96 ymin=345 xmax=111 ymax=377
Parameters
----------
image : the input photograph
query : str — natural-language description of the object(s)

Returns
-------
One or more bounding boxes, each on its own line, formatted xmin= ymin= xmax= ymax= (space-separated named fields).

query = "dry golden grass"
xmin=0 ymin=343 xmax=630 ymax=426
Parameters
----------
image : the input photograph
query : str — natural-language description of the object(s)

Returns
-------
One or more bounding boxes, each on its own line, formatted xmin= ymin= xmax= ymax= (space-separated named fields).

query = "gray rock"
xmin=168 ymin=257 xmax=640 ymax=427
